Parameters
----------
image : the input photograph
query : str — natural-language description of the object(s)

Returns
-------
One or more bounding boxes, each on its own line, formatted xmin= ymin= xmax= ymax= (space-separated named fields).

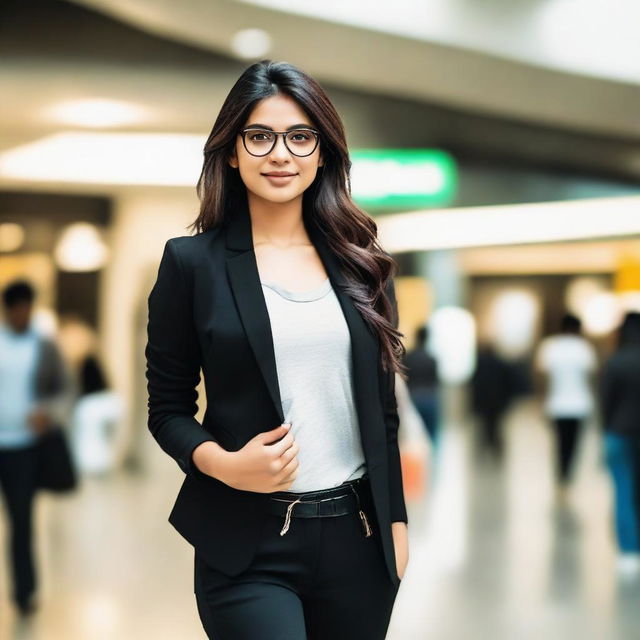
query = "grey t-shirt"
xmin=261 ymin=276 xmax=366 ymax=492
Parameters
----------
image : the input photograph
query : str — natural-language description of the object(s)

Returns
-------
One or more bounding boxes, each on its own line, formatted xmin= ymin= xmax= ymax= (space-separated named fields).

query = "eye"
xmin=248 ymin=130 xmax=273 ymax=142
xmin=289 ymin=130 xmax=312 ymax=141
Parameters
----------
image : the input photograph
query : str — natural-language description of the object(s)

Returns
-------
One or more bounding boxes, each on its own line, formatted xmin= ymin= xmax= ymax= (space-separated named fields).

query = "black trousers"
xmin=477 ymin=409 xmax=505 ymax=459
xmin=552 ymin=417 xmax=582 ymax=483
xmin=194 ymin=481 xmax=401 ymax=639
xmin=0 ymin=445 xmax=39 ymax=606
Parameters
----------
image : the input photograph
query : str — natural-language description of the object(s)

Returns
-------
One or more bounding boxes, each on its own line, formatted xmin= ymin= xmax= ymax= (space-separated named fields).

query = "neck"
xmin=247 ymin=191 xmax=310 ymax=248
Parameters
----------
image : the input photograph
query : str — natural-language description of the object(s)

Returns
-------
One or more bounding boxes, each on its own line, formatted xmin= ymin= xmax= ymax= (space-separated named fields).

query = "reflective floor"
xmin=1 ymin=398 xmax=638 ymax=639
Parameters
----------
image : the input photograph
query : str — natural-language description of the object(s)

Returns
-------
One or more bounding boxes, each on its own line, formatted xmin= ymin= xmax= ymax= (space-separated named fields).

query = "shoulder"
xmin=536 ymin=336 xmax=552 ymax=352
xmin=168 ymin=226 xmax=223 ymax=254
xmin=165 ymin=227 xmax=224 ymax=268
xmin=34 ymin=334 xmax=63 ymax=364
xmin=574 ymin=336 xmax=596 ymax=357
xmin=610 ymin=347 xmax=639 ymax=368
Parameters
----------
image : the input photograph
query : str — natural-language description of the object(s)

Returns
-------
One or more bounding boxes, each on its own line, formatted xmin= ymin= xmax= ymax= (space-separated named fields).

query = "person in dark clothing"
xmin=601 ymin=311 xmax=640 ymax=575
xmin=79 ymin=354 xmax=107 ymax=396
xmin=0 ymin=280 xmax=73 ymax=615
xmin=402 ymin=325 xmax=440 ymax=445
xmin=470 ymin=343 xmax=513 ymax=461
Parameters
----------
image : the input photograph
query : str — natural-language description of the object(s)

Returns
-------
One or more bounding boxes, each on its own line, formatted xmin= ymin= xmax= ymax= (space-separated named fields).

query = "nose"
xmin=268 ymin=134 xmax=291 ymax=162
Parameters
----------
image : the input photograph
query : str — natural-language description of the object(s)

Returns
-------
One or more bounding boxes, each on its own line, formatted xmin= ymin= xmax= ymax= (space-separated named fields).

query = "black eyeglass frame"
xmin=239 ymin=127 xmax=321 ymax=157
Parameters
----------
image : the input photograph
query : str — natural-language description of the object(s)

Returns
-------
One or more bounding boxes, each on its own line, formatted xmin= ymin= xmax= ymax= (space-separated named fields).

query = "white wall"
xmin=98 ymin=188 xmax=201 ymax=470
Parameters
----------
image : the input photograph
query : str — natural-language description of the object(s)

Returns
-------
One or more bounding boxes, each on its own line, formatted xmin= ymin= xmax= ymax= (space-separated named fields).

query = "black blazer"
xmin=145 ymin=197 xmax=407 ymax=587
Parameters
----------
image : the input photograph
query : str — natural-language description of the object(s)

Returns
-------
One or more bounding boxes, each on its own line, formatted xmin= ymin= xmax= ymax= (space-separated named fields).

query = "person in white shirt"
xmin=535 ymin=313 xmax=598 ymax=497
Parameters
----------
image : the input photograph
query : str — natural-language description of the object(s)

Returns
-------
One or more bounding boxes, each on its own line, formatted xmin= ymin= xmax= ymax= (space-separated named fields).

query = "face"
xmin=5 ymin=302 xmax=32 ymax=332
xmin=229 ymin=93 xmax=324 ymax=205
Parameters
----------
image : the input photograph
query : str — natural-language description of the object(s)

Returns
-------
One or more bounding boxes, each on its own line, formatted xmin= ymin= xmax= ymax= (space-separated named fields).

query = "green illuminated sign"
xmin=350 ymin=149 xmax=457 ymax=209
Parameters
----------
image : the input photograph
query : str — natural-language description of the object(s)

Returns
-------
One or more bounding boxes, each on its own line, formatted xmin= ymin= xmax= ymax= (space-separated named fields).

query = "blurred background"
xmin=1 ymin=0 xmax=640 ymax=638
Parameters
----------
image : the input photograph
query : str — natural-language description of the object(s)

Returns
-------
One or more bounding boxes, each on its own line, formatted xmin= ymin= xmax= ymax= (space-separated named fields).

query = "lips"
xmin=262 ymin=172 xmax=297 ymax=177
xmin=261 ymin=172 xmax=298 ymax=185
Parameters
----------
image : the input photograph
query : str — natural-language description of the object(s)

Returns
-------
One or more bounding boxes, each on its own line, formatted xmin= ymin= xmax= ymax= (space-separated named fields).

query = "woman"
xmin=145 ymin=60 xmax=409 ymax=639
xmin=601 ymin=312 xmax=640 ymax=576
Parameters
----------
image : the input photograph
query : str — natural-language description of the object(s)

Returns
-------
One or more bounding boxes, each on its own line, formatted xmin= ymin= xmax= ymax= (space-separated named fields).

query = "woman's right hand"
xmin=194 ymin=424 xmax=299 ymax=493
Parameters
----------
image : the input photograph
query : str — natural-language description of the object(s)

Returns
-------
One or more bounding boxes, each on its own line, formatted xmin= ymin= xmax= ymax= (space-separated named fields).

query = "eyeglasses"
xmin=239 ymin=127 xmax=320 ymax=157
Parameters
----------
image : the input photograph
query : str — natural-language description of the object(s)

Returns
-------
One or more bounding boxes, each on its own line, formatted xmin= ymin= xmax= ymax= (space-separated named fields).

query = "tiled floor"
xmin=1 ymin=398 xmax=638 ymax=639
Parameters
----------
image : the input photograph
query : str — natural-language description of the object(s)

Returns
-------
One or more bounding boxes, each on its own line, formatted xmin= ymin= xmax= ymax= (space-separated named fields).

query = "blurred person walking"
xmin=600 ymin=312 xmax=640 ymax=576
xmin=395 ymin=372 xmax=432 ymax=524
xmin=535 ymin=314 xmax=597 ymax=500
xmin=71 ymin=354 xmax=123 ymax=475
xmin=470 ymin=342 xmax=514 ymax=461
xmin=0 ymin=280 xmax=74 ymax=615
xmin=402 ymin=325 xmax=440 ymax=446
xmin=146 ymin=60 xmax=408 ymax=639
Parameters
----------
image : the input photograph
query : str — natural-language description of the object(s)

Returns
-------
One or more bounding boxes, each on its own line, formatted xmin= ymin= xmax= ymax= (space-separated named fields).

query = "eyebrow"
xmin=244 ymin=123 xmax=315 ymax=131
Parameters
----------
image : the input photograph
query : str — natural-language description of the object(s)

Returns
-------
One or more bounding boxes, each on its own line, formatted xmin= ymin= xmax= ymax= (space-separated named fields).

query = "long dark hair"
xmin=189 ymin=60 xmax=405 ymax=376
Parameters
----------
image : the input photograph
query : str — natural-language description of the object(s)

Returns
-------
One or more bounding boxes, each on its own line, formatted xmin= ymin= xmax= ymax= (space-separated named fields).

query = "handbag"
xmin=35 ymin=427 xmax=78 ymax=492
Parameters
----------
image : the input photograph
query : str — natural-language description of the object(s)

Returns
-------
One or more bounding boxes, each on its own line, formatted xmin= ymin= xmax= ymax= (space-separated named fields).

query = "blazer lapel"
xmin=225 ymin=197 xmax=285 ymax=424
xmin=224 ymin=196 xmax=382 ymax=460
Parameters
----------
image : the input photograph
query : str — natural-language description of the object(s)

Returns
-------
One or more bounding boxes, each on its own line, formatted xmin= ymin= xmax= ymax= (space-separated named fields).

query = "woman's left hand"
xmin=391 ymin=521 xmax=409 ymax=581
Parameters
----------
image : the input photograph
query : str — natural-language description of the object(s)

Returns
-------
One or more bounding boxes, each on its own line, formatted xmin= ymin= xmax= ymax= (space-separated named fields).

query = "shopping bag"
xmin=35 ymin=427 xmax=78 ymax=492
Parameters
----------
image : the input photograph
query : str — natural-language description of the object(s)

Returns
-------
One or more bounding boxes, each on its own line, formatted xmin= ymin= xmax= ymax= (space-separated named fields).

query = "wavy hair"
xmin=188 ymin=60 xmax=405 ymax=376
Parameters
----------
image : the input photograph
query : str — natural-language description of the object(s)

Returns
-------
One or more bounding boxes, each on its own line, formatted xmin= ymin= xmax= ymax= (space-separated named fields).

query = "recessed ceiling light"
xmin=378 ymin=196 xmax=640 ymax=252
xmin=0 ymin=132 xmax=204 ymax=186
xmin=43 ymin=99 xmax=148 ymax=128
xmin=54 ymin=223 xmax=109 ymax=272
xmin=231 ymin=29 xmax=272 ymax=59
xmin=0 ymin=223 xmax=26 ymax=252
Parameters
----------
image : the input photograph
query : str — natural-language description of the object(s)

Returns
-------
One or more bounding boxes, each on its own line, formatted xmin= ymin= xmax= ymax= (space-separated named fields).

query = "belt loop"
xmin=348 ymin=484 xmax=372 ymax=537
xmin=279 ymin=497 xmax=302 ymax=536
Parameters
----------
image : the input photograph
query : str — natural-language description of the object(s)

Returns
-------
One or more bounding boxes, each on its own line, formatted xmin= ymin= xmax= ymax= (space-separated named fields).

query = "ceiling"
xmin=0 ymin=0 xmax=639 ymax=191
xmin=242 ymin=0 xmax=640 ymax=85
xmin=65 ymin=0 xmax=640 ymax=138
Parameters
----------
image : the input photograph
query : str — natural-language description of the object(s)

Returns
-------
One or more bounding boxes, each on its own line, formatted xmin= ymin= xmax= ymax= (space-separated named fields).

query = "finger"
xmin=278 ymin=441 xmax=299 ymax=465
xmin=260 ymin=424 xmax=291 ymax=445
xmin=276 ymin=456 xmax=299 ymax=483
xmin=273 ymin=476 xmax=296 ymax=491
xmin=265 ymin=432 xmax=294 ymax=456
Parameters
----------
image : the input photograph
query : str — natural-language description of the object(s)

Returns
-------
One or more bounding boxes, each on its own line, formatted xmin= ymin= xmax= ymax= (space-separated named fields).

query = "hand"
xmin=194 ymin=423 xmax=299 ymax=493
xmin=391 ymin=521 xmax=409 ymax=581
xmin=27 ymin=408 xmax=53 ymax=435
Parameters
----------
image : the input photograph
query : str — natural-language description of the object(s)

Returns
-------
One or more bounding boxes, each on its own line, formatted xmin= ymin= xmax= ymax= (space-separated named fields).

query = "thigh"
xmin=605 ymin=433 xmax=629 ymax=468
xmin=553 ymin=418 xmax=568 ymax=437
xmin=194 ymin=551 xmax=308 ymax=640
xmin=0 ymin=448 xmax=37 ymax=522
xmin=305 ymin=511 xmax=399 ymax=640
xmin=554 ymin=418 xmax=578 ymax=446
xmin=605 ymin=434 xmax=635 ymax=495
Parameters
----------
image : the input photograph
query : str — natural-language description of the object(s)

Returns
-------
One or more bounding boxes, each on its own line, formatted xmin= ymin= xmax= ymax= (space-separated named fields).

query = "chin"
xmin=250 ymin=187 xmax=306 ymax=204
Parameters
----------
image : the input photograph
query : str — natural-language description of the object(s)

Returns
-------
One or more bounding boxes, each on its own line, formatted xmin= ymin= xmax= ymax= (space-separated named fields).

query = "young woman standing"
xmin=145 ymin=60 xmax=409 ymax=639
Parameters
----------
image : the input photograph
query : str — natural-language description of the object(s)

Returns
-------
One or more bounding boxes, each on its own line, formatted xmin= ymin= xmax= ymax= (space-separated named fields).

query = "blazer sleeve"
xmin=383 ymin=277 xmax=409 ymax=524
xmin=145 ymin=238 xmax=216 ymax=480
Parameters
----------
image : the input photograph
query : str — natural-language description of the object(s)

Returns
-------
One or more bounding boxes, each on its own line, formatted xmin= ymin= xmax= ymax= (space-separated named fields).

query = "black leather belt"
xmin=267 ymin=476 xmax=373 ymax=537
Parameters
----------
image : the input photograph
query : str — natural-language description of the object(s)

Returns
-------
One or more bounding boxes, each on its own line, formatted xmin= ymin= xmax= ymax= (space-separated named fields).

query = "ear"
xmin=228 ymin=150 xmax=238 ymax=169
xmin=318 ymin=153 xmax=324 ymax=168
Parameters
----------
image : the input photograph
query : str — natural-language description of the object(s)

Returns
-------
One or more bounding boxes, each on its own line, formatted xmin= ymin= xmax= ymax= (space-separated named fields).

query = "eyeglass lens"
xmin=243 ymin=129 xmax=318 ymax=156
